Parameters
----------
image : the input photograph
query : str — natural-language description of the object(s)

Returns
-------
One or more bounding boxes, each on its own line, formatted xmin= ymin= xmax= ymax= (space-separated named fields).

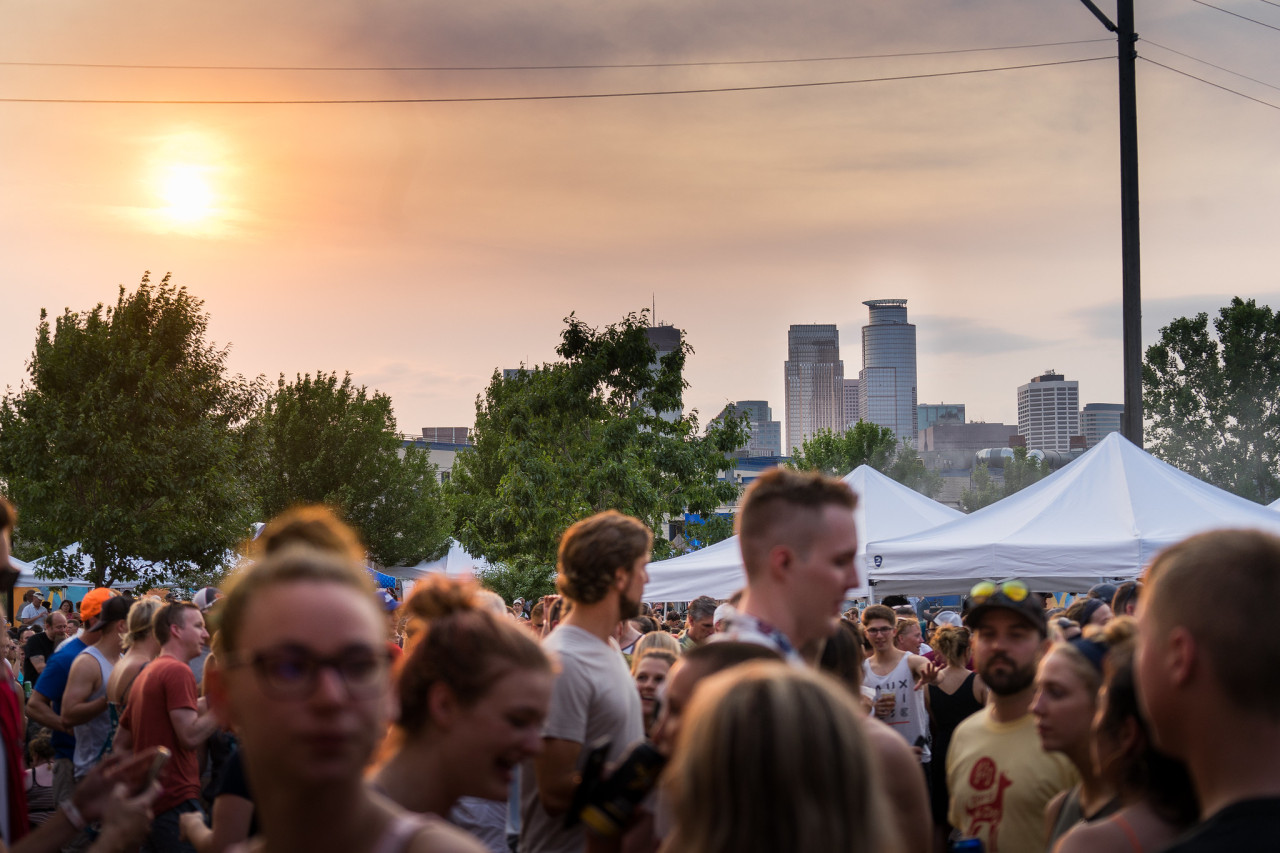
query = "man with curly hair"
xmin=521 ymin=510 xmax=650 ymax=853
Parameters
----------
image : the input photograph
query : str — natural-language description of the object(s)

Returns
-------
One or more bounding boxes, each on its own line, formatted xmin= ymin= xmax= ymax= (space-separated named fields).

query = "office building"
xmin=1082 ymin=403 xmax=1124 ymax=448
xmin=643 ymin=324 xmax=684 ymax=421
xmin=711 ymin=401 xmax=783 ymax=458
xmin=1017 ymin=371 xmax=1080 ymax=452
xmin=844 ymin=379 xmax=861 ymax=428
xmin=918 ymin=403 xmax=965 ymax=432
xmin=858 ymin=299 xmax=918 ymax=446
xmin=784 ymin=325 xmax=845 ymax=454
xmin=421 ymin=427 xmax=471 ymax=445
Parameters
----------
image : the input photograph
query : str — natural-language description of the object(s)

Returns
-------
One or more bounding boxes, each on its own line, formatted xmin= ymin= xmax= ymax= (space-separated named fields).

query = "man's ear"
xmin=427 ymin=681 xmax=459 ymax=729
xmin=766 ymin=543 xmax=794 ymax=583
xmin=1165 ymin=626 xmax=1197 ymax=688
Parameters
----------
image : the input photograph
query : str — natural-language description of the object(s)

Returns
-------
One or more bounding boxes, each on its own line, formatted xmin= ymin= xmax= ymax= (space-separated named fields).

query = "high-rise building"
xmin=421 ymin=427 xmax=472 ymax=445
xmin=1082 ymin=403 xmax=1124 ymax=448
xmin=784 ymin=325 xmax=845 ymax=454
xmin=1017 ymin=371 xmax=1080 ymax=451
xmin=844 ymin=379 xmax=861 ymax=429
xmin=643 ymin=325 xmax=684 ymax=421
xmin=858 ymin=299 xmax=918 ymax=446
xmin=918 ymin=403 xmax=966 ymax=432
xmin=711 ymin=400 xmax=783 ymax=458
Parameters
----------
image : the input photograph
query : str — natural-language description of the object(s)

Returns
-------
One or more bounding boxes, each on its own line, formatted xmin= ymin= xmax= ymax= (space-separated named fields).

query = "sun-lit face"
xmin=159 ymin=164 xmax=215 ymax=223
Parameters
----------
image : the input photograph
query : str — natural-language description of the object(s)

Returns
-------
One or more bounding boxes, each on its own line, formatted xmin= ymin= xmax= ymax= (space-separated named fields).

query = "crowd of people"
xmin=0 ymin=465 xmax=1277 ymax=853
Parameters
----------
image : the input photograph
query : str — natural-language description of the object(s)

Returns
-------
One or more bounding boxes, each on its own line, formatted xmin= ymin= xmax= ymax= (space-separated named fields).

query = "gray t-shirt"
xmin=520 ymin=624 xmax=644 ymax=853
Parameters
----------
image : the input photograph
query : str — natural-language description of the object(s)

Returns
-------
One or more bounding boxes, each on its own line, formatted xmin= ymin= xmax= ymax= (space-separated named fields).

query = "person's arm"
xmin=62 ymin=655 xmax=107 ymax=727
xmin=866 ymin=720 xmax=930 ymax=853
xmin=26 ymin=690 xmax=70 ymax=733
xmin=180 ymin=795 xmax=253 ymax=853
xmin=909 ymin=654 xmax=939 ymax=689
xmin=533 ymin=737 xmax=583 ymax=817
xmin=168 ymin=708 xmax=220 ymax=751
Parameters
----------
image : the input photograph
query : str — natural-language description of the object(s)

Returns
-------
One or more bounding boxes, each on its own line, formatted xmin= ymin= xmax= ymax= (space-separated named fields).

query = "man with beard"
xmin=521 ymin=511 xmax=648 ymax=853
xmin=947 ymin=580 xmax=1076 ymax=853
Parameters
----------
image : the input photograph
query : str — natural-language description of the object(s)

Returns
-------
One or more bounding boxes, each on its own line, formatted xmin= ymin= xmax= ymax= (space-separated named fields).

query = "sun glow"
xmin=159 ymin=164 xmax=215 ymax=222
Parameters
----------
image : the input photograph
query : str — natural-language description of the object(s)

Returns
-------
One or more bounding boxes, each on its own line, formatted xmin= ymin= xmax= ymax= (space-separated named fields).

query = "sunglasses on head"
xmin=969 ymin=579 xmax=1030 ymax=604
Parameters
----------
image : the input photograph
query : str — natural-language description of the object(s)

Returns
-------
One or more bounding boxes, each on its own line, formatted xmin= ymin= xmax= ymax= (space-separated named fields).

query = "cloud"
xmin=912 ymin=314 xmax=1047 ymax=355
xmin=1072 ymin=292 xmax=1280 ymax=346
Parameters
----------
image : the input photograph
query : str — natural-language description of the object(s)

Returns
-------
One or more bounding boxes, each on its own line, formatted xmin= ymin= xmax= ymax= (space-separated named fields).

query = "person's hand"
xmin=873 ymin=693 xmax=896 ymax=721
xmin=87 ymin=782 xmax=160 ymax=853
xmin=179 ymin=810 xmax=206 ymax=842
xmin=914 ymin=660 xmax=939 ymax=690
xmin=73 ymin=748 xmax=165 ymax=823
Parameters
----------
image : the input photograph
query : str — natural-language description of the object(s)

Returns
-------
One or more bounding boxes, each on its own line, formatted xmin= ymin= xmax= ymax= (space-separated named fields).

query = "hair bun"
xmin=406 ymin=575 xmax=480 ymax=620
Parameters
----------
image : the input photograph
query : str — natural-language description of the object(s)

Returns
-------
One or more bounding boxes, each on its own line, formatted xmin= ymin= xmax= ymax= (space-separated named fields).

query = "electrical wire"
xmin=0 ymin=55 xmax=1110 ymax=105
xmin=0 ymin=38 xmax=1114 ymax=72
xmin=1140 ymin=56 xmax=1280 ymax=110
xmin=1143 ymin=38 xmax=1280 ymax=92
xmin=1191 ymin=0 xmax=1280 ymax=32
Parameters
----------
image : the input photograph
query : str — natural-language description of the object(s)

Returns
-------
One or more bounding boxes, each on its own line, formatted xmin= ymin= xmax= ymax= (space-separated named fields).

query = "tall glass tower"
xmin=858 ymin=299 xmax=917 ymax=446
xmin=784 ymin=325 xmax=844 ymax=455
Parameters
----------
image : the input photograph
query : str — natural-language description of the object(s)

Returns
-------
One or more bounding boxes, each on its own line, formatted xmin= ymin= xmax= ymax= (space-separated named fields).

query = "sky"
xmin=3 ymin=0 xmax=1279 ymax=438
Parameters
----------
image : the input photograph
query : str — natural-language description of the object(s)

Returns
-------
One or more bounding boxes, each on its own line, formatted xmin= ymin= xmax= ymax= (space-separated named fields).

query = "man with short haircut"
xmin=862 ymin=604 xmax=934 ymax=770
xmin=947 ymin=580 xmax=1076 ymax=853
xmin=521 ymin=511 xmax=648 ymax=853
xmin=18 ymin=591 xmax=45 ymax=628
xmin=118 ymin=601 xmax=219 ymax=852
xmin=678 ymin=596 xmax=717 ymax=651
xmin=1136 ymin=529 xmax=1280 ymax=850
xmin=61 ymin=594 xmax=130 ymax=781
xmin=720 ymin=468 xmax=933 ymax=853
xmin=23 ymin=610 xmax=67 ymax=683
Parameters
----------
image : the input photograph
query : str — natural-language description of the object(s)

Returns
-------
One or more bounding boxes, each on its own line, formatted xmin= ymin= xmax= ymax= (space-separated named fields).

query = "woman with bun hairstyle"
xmin=206 ymin=513 xmax=484 ymax=853
xmin=926 ymin=625 xmax=988 ymax=851
xmin=374 ymin=574 xmax=554 ymax=821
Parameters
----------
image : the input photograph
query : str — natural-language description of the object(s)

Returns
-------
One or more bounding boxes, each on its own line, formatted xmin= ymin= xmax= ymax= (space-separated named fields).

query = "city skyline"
xmin=4 ymin=0 xmax=1280 ymax=438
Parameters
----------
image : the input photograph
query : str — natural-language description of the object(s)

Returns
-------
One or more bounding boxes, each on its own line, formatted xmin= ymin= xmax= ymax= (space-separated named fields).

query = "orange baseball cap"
xmin=79 ymin=587 xmax=117 ymax=623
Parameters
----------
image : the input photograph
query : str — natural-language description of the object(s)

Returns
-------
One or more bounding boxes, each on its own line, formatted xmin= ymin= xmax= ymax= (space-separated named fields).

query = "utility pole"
xmin=1078 ymin=0 xmax=1142 ymax=446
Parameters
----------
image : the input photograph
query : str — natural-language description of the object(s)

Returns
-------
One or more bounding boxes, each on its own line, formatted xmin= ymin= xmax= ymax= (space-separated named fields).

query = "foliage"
xmin=886 ymin=441 xmax=944 ymax=498
xmin=958 ymin=447 xmax=1049 ymax=512
xmin=0 ymin=273 xmax=261 ymax=588
xmin=1143 ymin=297 xmax=1280 ymax=504
xmin=447 ymin=311 xmax=748 ymax=570
xmin=789 ymin=421 xmax=896 ymax=477
xmin=475 ymin=557 xmax=557 ymax=604
xmin=256 ymin=372 xmax=452 ymax=567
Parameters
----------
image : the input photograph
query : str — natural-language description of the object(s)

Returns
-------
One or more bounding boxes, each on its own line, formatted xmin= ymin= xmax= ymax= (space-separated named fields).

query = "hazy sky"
xmin=4 ymin=0 xmax=1279 ymax=438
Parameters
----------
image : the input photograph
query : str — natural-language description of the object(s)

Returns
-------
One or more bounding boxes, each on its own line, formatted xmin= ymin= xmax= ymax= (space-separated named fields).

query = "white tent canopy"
xmin=865 ymin=432 xmax=1280 ymax=595
xmin=385 ymin=539 xmax=494 ymax=581
xmin=1270 ymin=497 xmax=1280 ymax=511
xmin=643 ymin=465 xmax=963 ymax=602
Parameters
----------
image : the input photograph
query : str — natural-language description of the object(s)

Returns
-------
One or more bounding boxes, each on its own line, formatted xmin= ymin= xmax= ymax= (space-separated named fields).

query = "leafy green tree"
xmin=887 ymin=441 xmax=944 ymax=498
xmin=0 ymin=273 xmax=260 ymax=588
xmin=448 ymin=311 xmax=747 ymax=570
xmin=256 ymin=372 xmax=452 ymax=568
xmin=958 ymin=446 xmax=1049 ymax=512
xmin=790 ymin=421 xmax=896 ymax=477
xmin=476 ymin=557 xmax=556 ymax=604
xmin=1143 ymin=297 xmax=1280 ymax=503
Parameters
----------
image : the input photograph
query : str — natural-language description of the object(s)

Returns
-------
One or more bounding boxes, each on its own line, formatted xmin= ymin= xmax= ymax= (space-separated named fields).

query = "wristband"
xmin=59 ymin=798 xmax=87 ymax=831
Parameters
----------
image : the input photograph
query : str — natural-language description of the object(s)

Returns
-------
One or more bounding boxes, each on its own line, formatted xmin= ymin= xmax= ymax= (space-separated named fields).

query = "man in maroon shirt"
xmin=117 ymin=601 xmax=219 ymax=852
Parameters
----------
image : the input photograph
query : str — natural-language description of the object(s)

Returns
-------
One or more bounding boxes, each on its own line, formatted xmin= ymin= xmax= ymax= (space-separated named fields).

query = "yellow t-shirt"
xmin=947 ymin=707 xmax=1077 ymax=853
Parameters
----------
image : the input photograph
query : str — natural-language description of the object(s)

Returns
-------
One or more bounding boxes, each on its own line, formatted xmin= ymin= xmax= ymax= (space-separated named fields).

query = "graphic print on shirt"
xmin=963 ymin=756 xmax=1013 ymax=849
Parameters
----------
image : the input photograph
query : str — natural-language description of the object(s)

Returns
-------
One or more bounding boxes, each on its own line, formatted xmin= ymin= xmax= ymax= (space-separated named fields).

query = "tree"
xmin=958 ymin=446 xmax=1049 ymax=512
xmin=476 ymin=557 xmax=556 ymax=605
xmin=790 ymin=421 xmax=896 ymax=477
xmin=448 ymin=311 xmax=748 ymax=573
xmin=886 ymin=441 xmax=944 ymax=499
xmin=0 ymin=273 xmax=260 ymax=588
xmin=1143 ymin=297 xmax=1280 ymax=503
xmin=256 ymin=372 xmax=452 ymax=568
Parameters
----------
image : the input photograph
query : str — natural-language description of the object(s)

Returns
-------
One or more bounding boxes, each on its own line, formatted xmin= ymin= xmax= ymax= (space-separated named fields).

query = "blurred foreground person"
xmin=1051 ymin=637 xmax=1197 ymax=853
xmin=374 ymin=576 xmax=552 ymax=848
xmin=661 ymin=662 xmax=890 ymax=853
xmin=1136 ymin=529 xmax=1280 ymax=850
xmin=206 ymin=543 xmax=483 ymax=853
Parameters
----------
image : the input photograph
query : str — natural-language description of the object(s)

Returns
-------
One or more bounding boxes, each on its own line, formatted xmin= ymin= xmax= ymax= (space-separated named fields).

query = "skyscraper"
xmin=1082 ymin=403 xmax=1123 ymax=448
xmin=711 ymin=401 xmax=783 ymax=457
xmin=784 ymin=325 xmax=844 ymax=454
xmin=858 ymin=299 xmax=918 ymax=446
xmin=844 ymin=378 xmax=861 ymax=429
xmin=1017 ymin=371 xmax=1080 ymax=451
xmin=643 ymin=324 xmax=683 ymax=422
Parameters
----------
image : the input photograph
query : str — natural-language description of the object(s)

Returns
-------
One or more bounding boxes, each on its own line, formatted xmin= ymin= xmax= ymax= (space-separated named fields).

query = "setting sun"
xmin=159 ymin=164 xmax=215 ymax=222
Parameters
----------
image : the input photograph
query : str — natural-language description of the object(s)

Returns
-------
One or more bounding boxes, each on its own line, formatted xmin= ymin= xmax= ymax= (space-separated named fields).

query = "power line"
xmin=0 ymin=38 xmax=1113 ymax=72
xmin=0 ymin=55 xmax=1110 ymax=105
xmin=1191 ymin=0 xmax=1280 ymax=32
xmin=1260 ymin=0 xmax=1280 ymax=8
xmin=1140 ymin=56 xmax=1280 ymax=110
xmin=1143 ymin=38 xmax=1280 ymax=92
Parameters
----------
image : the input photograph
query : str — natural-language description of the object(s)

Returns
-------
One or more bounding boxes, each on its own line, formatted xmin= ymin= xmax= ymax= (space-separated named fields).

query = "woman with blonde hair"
xmin=662 ymin=661 xmax=889 ymax=853
xmin=631 ymin=630 xmax=679 ymax=661
xmin=206 ymin=527 xmax=484 ymax=853
xmin=105 ymin=596 xmax=163 ymax=739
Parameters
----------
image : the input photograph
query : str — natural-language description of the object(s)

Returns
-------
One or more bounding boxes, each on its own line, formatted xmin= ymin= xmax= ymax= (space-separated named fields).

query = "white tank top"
xmin=862 ymin=652 xmax=931 ymax=762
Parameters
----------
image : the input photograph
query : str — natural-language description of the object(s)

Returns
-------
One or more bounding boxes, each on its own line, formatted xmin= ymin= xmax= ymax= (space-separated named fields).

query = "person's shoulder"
xmin=1052 ymin=816 xmax=1130 ymax=853
xmin=951 ymin=705 xmax=990 ymax=736
xmin=405 ymin=817 xmax=488 ymax=853
xmin=1163 ymin=798 xmax=1280 ymax=852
